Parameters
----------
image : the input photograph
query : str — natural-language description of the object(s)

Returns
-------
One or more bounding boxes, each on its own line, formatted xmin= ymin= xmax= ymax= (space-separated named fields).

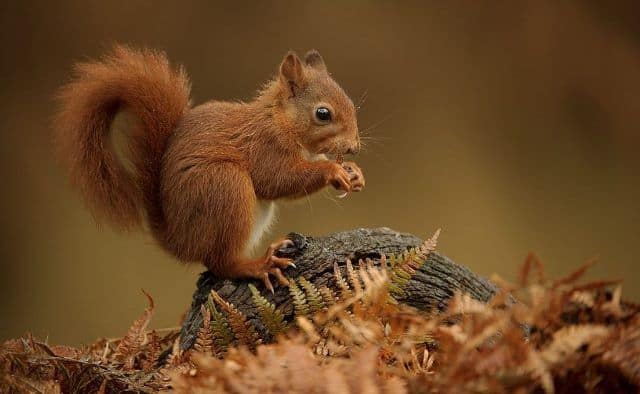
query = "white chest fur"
xmin=246 ymin=200 xmax=277 ymax=253
xmin=302 ymin=148 xmax=328 ymax=162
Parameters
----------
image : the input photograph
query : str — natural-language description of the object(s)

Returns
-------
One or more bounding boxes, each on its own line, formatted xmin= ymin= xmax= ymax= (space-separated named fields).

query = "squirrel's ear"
xmin=279 ymin=51 xmax=305 ymax=95
xmin=304 ymin=50 xmax=326 ymax=72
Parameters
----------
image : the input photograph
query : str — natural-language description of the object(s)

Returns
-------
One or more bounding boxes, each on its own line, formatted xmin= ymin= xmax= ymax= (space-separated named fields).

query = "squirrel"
xmin=53 ymin=45 xmax=364 ymax=292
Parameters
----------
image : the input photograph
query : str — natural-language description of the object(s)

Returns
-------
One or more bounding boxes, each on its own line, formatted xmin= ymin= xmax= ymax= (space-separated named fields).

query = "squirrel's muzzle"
xmin=346 ymin=141 xmax=361 ymax=155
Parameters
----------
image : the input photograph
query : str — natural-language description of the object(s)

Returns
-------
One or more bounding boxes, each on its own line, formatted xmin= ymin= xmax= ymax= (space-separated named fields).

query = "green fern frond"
xmin=387 ymin=282 xmax=405 ymax=300
xmin=289 ymin=279 xmax=310 ymax=318
xmin=388 ymin=229 xmax=440 ymax=299
xmin=388 ymin=253 xmax=398 ymax=268
xmin=206 ymin=292 xmax=234 ymax=353
xmin=298 ymin=277 xmax=325 ymax=314
xmin=389 ymin=261 xmax=416 ymax=298
xmin=210 ymin=290 xmax=260 ymax=350
xmin=334 ymin=262 xmax=352 ymax=300
xmin=249 ymin=284 xmax=287 ymax=336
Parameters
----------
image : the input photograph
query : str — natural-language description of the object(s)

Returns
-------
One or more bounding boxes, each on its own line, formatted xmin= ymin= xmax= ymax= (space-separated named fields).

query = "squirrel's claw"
xmin=270 ymin=255 xmax=294 ymax=268
xmin=255 ymin=238 xmax=296 ymax=293
xmin=269 ymin=268 xmax=290 ymax=286
xmin=262 ymin=273 xmax=275 ymax=294
xmin=268 ymin=239 xmax=294 ymax=254
xmin=342 ymin=161 xmax=365 ymax=192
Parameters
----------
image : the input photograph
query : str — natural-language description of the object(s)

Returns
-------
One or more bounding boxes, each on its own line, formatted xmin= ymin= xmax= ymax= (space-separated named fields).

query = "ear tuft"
xmin=279 ymin=51 xmax=305 ymax=91
xmin=304 ymin=50 xmax=326 ymax=71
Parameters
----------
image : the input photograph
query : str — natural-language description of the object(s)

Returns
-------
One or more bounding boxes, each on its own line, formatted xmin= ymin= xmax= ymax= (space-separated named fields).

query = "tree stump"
xmin=179 ymin=227 xmax=500 ymax=350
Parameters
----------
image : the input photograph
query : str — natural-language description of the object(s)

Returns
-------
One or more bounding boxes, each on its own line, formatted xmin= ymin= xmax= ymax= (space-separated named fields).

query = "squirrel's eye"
xmin=315 ymin=107 xmax=332 ymax=122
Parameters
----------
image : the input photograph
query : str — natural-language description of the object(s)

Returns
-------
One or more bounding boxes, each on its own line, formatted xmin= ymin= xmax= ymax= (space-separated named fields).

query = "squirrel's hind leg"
xmin=164 ymin=161 xmax=294 ymax=291
xmin=161 ymin=160 xmax=254 ymax=265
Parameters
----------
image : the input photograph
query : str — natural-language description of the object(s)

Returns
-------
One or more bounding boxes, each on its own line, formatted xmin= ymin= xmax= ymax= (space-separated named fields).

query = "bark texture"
xmin=179 ymin=227 xmax=500 ymax=349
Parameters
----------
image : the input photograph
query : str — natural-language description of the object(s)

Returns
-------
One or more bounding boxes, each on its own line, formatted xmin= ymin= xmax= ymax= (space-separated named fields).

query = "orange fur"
xmin=54 ymin=45 xmax=363 ymax=284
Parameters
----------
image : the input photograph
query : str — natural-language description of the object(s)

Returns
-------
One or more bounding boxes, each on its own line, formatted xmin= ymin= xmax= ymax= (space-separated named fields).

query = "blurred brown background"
xmin=1 ymin=1 xmax=639 ymax=345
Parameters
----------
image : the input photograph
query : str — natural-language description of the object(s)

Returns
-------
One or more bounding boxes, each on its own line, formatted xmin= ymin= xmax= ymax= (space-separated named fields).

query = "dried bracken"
xmin=194 ymin=306 xmax=214 ymax=356
xmin=113 ymin=289 xmax=155 ymax=370
xmin=334 ymin=261 xmax=353 ymax=300
xmin=1 ymin=231 xmax=639 ymax=393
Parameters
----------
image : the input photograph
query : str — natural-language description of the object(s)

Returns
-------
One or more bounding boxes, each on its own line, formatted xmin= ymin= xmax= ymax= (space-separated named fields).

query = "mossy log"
xmin=179 ymin=227 xmax=500 ymax=350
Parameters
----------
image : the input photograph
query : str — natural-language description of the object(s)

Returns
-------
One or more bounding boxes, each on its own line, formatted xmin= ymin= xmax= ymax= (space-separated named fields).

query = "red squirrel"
xmin=54 ymin=45 xmax=364 ymax=292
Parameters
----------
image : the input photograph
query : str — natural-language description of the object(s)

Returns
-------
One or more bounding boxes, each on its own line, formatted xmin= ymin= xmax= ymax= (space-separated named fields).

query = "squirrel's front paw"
xmin=342 ymin=162 xmax=365 ymax=192
xmin=327 ymin=163 xmax=353 ymax=192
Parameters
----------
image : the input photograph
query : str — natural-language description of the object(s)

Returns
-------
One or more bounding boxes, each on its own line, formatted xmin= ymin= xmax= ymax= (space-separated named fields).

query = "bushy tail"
xmin=54 ymin=45 xmax=191 ymax=233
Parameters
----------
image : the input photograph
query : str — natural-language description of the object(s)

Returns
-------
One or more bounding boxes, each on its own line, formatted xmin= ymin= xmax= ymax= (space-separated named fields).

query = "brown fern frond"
xmin=448 ymin=292 xmax=492 ymax=316
xmin=194 ymin=305 xmax=214 ymax=356
xmin=296 ymin=316 xmax=321 ymax=343
xmin=165 ymin=336 xmax=185 ymax=367
xmin=489 ymin=273 xmax=517 ymax=293
xmin=360 ymin=260 xmax=390 ymax=310
xmin=358 ymin=259 xmax=373 ymax=295
xmin=601 ymin=286 xmax=624 ymax=317
xmin=518 ymin=252 xmax=546 ymax=286
xmin=570 ymin=291 xmax=595 ymax=307
xmin=567 ymin=279 xmax=622 ymax=297
xmin=417 ymin=228 xmax=440 ymax=258
xmin=334 ymin=261 xmax=352 ymax=300
xmin=380 ymin=254 xmax=389 ymax=271
xmin=540 ymin=324 xmax=610 ymax=366
xmin=318 ymin=285 xmax=338 ymax=307
xmin=552 ymin=258 xmax=597 ymax=289
xmin=599 ymin=316 xmax=640 ymax=386
xmin=210 ymin=290 xmax=261 ymax=350
xmin=113 ymin=289 xmax=155 ymax=369
xmin=346 ymin=259 xmax=363 ymax=297
xmin=171 ymin=341 xmax=403 ymax=393
xmin=140 ymin=329 xmax=161 ymax=370
xmin=525 ymin=349 xmax=554 ymax=394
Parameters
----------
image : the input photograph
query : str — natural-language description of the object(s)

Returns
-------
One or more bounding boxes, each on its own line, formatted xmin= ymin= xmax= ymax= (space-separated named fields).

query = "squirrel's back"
xmin=54 ymin=45 xmax=191 ymax=234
